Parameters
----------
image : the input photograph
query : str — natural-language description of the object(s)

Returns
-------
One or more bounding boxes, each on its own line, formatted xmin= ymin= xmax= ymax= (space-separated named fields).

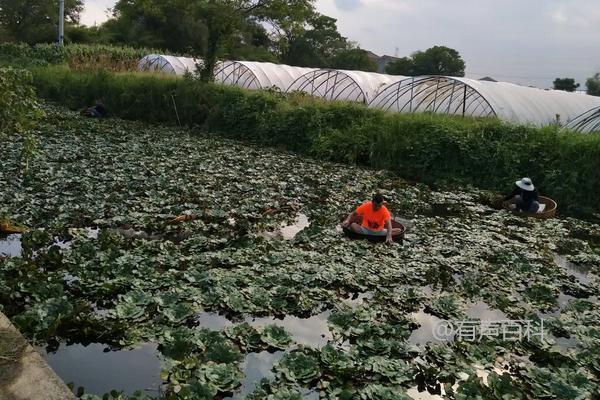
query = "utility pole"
xmin=58 ymin=0 xmax=65 ymax=45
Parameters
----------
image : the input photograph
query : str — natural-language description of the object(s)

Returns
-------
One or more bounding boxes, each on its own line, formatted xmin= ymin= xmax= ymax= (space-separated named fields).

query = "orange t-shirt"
xmin=356 ymin=201 xmax=391 ymax=231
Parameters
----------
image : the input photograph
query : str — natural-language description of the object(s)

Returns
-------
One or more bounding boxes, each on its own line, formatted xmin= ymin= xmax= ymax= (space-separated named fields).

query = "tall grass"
xmin=31 ymin=66 xmax=600 ymax=217
xmin=0 ymin=43 xmax=163 ymax=71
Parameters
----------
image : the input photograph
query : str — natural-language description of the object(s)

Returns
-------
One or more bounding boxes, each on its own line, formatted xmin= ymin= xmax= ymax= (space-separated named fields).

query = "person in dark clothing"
xmin=81 ymin=101 xmax=108 ymax=118
xmin=504 ymin=177 xmax=540 ymax=213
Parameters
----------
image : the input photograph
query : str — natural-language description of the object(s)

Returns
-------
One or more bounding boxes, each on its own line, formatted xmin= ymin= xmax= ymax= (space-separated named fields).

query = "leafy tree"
xmin=281 ymin=14 xmax=346 ymax=68
xmin=330 ymin=47 xmax=376 ymax=72
xmin=109 ymin=0 xmax=206 ymax=52
xmin=385 ymin=46 xmax=465 ymax=77
xmin=0 ymin=0 xmax=83 ymax=44
xmin=553 ymin=78 xmax=580 ymax=92
xmin=586 ymin=73 xmax=600 ymax=96
xmin=411 ymin=46 xmax=465 ymax=76
xmin=195 ymin=0 xmax=318 ymax=81
xmin=108 ymin=0 xmax=315 ymax=81
xmin=385 ymin=57 xmax=414 ymax=75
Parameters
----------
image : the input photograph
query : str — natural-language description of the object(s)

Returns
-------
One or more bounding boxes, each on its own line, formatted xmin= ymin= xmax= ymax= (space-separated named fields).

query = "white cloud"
xmin=334 ymin=0 xmax=363 ymax=12
xmin=316 ymin=0 xmax=600 ymax=87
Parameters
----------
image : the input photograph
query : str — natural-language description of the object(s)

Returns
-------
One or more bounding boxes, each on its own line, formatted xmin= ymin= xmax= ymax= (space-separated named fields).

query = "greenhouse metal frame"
xmin=138 ymin=54 xmax=201 ymax=76
xmin=287 ymin=69 xmax=405 ymax=104
xmin=369 ymin=76 xmax=497 ymax=118
xmin=214 ymin=61 xmax=316 ymax=91
xmin=564 ymin=106 xmax=600 ymax=133
xmin=138 ymin=54 xmax=600 ymax=131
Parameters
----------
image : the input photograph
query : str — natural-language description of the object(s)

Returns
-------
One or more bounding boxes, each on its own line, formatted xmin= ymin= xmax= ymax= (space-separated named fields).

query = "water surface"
xmin=40 ymin=342 xmax=162 ymax=396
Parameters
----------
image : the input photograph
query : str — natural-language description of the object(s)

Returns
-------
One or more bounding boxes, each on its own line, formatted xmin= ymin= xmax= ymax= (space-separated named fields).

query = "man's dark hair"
xmin=373 ymin=193 xmax=384 ymax=204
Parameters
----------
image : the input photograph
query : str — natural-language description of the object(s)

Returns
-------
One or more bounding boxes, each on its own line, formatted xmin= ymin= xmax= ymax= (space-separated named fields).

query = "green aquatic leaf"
xmin=159 ymin=327 xmax=204 ymax=360
xmin=197 ymin=362 xmax=242 ymax=394
xmin=260 ymin=324 xmax=293 ymax=350
xmin=358 ymin=383 xmax=412 ymax=400
xmin=320 ymin=344 xmax=354 ymax=372
xmin=114 ymin=302 xmax=146 ymax=321
xmin=225 ymin=322 xmax=263 ymax=352
xmin=366 ymin=356 xmax=412 ymax=384
xmin=276 ymin=350 xmax=321 ymax=384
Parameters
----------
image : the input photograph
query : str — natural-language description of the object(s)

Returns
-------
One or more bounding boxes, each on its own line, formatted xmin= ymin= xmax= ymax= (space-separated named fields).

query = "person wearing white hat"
xmin=503 ymin=178 xmax=540 ymax=212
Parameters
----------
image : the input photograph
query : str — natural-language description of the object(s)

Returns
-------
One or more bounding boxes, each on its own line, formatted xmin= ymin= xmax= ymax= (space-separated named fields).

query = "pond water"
xmin=554 ymin=254 xmax=594 ymax=284
xmin=234 ymin=350 xmax=284 ymax=397
xmin=195 ymin=311 xmax=234 ymax=330
xmin=193 ymin=310 xmax=333 ymax=348
xmin=406 ymin=386 xmax=444 ymax=400
xmin=246 ymin=310 xmax=332 ymax=348
xmin=0 ymin=234 xmax=22 ymax=257
xmin=465 ymin=301 xmax=507 ymax=321
xmin=40 ymin=342 xmax=162 ymax=396
xmin=260 ymin=213 xmax=310 ymax=240
xmin=408 ymin=302 xmax=508 ymax=345
xmin=408 ymin=310 xmax=448 ymax=345
xmin=0 ymin=228 xmax=100 ymax=259
xmin=342 ymin=291 xmax=373 ymax=307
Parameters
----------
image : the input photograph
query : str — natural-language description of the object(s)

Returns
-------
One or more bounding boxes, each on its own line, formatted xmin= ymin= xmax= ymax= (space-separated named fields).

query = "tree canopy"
xmin=553 ymin=78 xmax=580 ymax=92
xmin=0 ymin=0 xmax=83 ymax=44
xmin=385 ymin=46 xmax=465 ymax=77
xmin=0 ymin=0 xmax=444 ymax=78
xmin=586 ymin=73 xmax=600 ymax=97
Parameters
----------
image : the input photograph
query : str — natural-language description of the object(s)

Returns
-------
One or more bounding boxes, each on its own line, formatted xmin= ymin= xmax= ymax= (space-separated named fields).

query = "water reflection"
xmin=260 ymin=213 xmax=310 ymax=240
xmin=237 ymin=351 xmax=284 ymax=397
xmin=246 ymin=311 xmax=332 ymax=348
xmin=554 ymin=254 xmax=593 ymax=284
xmin=40 ymin=342 xmax=162 ymax=396
xmin=465 ymin=301 xmax=507 ymax=321
xmin=194 ymin=311 xmax=332 ymax=348
xmin=342 ymin=292 xmax=373 ymax=307
xmin=0 ymin=234 xmax=22 ymax=257
xmin=195 ymin=312 xmax=234 ymax=330
xmin=406 ymin=386 xmax=444 ymax=400
xmin=408 ymin=310 xmax=447 ymax=345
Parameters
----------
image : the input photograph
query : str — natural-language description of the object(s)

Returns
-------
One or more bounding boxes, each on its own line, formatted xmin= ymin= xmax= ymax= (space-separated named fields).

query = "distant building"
xmin=366 ymin=51 xmax=401 ymax=73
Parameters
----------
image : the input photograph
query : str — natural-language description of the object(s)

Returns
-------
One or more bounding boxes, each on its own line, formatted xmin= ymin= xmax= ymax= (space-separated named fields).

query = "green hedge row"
xmin=31 ymin=66 xmax=600 ymax=217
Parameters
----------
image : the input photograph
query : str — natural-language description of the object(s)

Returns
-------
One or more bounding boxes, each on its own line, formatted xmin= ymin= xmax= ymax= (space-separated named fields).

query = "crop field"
xmin=0 ymin=107 xmax=599 ymax=399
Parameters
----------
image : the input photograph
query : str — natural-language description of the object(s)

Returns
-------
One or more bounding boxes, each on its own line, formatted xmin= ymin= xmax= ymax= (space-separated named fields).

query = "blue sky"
xmin=82 ymin=0 xmax=600 ymax=88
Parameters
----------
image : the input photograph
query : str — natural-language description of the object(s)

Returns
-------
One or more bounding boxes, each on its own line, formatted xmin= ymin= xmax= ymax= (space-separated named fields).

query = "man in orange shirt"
xmin=342 ymin=193 xmax=395 ymax=244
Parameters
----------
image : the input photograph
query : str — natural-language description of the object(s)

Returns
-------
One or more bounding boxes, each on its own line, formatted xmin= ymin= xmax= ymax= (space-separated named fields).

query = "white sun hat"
xmin=516 ymin=177 xmax=535 ymax=191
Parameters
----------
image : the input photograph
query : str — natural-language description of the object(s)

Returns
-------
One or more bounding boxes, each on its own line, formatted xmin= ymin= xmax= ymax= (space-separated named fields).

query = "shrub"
xmin=0 ymin=67 xmax=43 ymax=136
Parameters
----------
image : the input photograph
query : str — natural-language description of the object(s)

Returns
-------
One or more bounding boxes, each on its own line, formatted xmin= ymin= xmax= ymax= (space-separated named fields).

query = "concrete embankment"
xmin=0 ymin=312 xmax=74 ymax=400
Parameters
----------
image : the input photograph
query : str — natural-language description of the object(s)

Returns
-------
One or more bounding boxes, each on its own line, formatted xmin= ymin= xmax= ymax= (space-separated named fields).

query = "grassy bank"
xmin=30 ymin=65 xmax=600 ymax=217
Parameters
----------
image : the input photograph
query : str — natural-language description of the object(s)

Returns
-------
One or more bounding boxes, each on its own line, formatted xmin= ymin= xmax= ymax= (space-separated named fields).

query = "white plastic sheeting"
xmin=213 ymin=61 xmax=316 ymax=91
xmin=138 ymin=54 xmax=600 ymax=128
xmin=287 ymin=69 xmax=406 ymax=103
xmin=454 ymin=78 xmax=600 ymax=126
xmin=370 ymin=76 xmax=496 ymax=118
xmin=564 ymin=106 xmax=600 ymax=133
xmin=138 ymin=54 xmax=202 ymax=75
xmin=370 ymin=76 xmax=600 ymax=125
